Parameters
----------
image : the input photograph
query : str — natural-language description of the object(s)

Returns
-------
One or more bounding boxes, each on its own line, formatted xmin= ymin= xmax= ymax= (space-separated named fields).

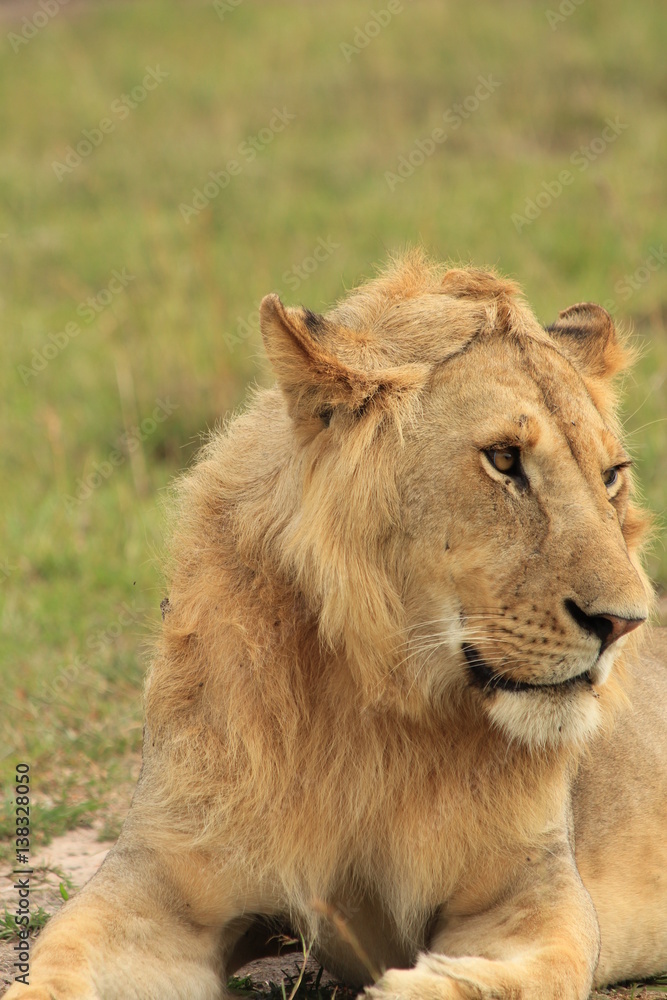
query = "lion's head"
xmin=254 ymin=250 xmax=650 ymax=749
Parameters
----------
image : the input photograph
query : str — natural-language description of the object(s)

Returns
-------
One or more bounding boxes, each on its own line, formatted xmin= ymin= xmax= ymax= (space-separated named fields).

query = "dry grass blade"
xmin=311 ymin=900 xmax=382 ymax=984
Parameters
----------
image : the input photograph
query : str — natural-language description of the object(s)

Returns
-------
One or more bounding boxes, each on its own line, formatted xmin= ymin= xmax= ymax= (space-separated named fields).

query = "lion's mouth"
xmin=462 ymin=643 xmax=594 ymax=694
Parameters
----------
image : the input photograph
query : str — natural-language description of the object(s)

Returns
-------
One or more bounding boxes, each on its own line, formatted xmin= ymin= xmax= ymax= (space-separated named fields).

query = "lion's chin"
xmin=462 ymin=644 xmax=605 ymax=749
xmin=484 ymin=685 xmax=602 ymax=749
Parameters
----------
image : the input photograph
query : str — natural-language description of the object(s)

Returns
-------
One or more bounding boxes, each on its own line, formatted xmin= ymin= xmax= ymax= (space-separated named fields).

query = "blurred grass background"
xmin=0 ymin=0 xmax=666 ymax=841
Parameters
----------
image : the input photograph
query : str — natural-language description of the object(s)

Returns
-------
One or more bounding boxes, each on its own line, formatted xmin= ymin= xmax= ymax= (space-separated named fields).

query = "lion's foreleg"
xmin=366 ymin=845 xmax=600 ymax=1000
xmin=3 ymin=842 xmax=251 ymax=1000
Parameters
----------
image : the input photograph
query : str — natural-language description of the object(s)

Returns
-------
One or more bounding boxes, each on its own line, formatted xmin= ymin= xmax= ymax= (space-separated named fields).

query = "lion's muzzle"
xmin=462 ymin=643 xmax=595 ymax=695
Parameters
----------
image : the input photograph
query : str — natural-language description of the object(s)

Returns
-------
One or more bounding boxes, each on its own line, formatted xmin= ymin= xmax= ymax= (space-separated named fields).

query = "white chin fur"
xmin=589 ymin=639 xmax=623 ymax=686
xmin=485 ymin=684 xmax=602 ymax=749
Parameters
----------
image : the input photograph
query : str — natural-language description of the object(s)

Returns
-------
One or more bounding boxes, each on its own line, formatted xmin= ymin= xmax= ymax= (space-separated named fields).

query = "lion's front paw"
xmin=3 ymin=968 xmax=98 ymax=1000
xmin=363 ymin=966 xmax=475 ymax=1000
xmin=4 ymin=986 xmax=93 ymax=1000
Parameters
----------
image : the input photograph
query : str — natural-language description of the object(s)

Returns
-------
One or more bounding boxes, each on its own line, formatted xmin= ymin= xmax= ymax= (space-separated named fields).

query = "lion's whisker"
xmin=389 ymin=614 xmax=508 ymax=639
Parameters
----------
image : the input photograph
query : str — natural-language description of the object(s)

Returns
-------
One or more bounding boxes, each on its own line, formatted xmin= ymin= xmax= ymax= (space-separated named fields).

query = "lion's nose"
xmin=564 ymin=600 xmax=646 ymax=654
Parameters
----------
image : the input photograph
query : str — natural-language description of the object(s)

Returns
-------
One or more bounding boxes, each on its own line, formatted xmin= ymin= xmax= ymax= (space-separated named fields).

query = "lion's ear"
xmin=546 ymin=303 xmax=627 ymax=380
xmin=260 ymin=293 xmax=427 ymax=419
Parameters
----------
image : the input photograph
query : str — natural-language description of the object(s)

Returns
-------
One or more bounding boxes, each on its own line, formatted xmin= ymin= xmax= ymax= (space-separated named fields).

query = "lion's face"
xmin=400 ymin=333 xmax=648 ymax=747
xmin=259 ymin=253 xmax=650 ymax=749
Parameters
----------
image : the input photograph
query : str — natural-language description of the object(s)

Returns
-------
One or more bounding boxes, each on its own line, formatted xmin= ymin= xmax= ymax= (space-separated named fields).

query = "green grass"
xmin=0 ymin=790 xmax=98 ymax=861
xmin=0 ymin=4 xmax=665 ymax=992
xmin=0 ymin=906 xmax=51 ymax=940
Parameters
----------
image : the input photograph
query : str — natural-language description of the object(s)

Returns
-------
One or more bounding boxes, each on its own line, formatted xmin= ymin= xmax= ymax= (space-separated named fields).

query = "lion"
xmin=8 ymin=250 xmax=667 ymax=1000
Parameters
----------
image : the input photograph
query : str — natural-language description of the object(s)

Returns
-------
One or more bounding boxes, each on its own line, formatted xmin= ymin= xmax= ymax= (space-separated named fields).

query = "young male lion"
xmin=9 ymin=252 xmax=667 ymax=1000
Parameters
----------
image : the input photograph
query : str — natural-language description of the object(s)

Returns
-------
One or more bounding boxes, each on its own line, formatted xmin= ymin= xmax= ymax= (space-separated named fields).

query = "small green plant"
xmin=48 ymin=865 xmax=74 ymax=894
xmin=227 ymin=975 xmax=256 ymax=996
xmin=0 ymin=906 xmax=51 ymax=940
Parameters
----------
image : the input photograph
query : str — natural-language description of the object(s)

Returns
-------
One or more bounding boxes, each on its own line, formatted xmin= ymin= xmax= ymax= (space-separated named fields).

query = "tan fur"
xmin=8 ymin=250 xmax=667 ymax=1000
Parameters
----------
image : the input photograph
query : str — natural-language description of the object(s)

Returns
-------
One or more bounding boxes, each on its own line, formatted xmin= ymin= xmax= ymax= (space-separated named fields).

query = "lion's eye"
xmin=604 ymin=461 xmax=631 ymax=491
xmin=604 ymin=467 xmax=618 ymax=488
xmin=486 ymin=447 xmax=520 ymax=474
